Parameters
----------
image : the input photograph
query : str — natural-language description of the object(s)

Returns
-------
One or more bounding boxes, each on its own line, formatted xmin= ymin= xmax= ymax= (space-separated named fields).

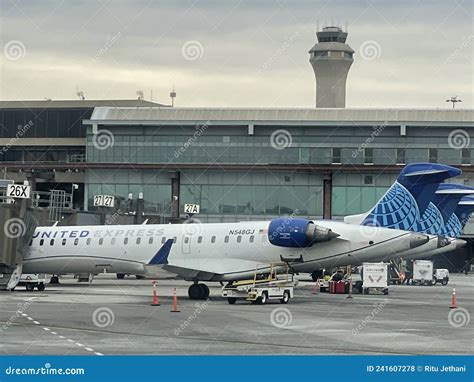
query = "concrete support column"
xmin=323 ymin=172 xmax=332 ymax=220
xmin=169 ymin=171 xmax=180 ymax=220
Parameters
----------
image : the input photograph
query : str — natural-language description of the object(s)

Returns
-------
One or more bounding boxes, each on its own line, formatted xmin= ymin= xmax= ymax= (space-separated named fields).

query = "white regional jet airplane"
xmin=22 ymin=219 xmax=428 ymax=299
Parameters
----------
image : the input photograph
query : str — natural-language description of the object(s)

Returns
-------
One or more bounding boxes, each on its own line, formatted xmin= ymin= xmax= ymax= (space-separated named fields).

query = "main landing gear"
xmin=188 ymin=282 xmax=210 ymax=300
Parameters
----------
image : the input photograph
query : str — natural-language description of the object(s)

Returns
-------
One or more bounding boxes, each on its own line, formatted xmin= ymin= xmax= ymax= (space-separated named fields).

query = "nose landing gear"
xmin=188 ymin=282 xmax=209 ymax=300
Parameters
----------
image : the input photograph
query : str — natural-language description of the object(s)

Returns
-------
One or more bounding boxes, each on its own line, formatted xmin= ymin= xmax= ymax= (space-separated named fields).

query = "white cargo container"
xmin=412 ymin=260 xmax=434 ymax=286
xmin=362 ymin=263 xmax=388 ymax=295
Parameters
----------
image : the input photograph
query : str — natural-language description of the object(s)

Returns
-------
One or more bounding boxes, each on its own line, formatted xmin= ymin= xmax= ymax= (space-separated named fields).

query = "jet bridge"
xmin=0 ymin=180 xmax=39 ymax=291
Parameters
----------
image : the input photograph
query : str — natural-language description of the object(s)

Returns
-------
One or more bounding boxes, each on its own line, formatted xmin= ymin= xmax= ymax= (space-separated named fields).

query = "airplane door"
xmin=182 ymin=235 xmax=191 ymax=255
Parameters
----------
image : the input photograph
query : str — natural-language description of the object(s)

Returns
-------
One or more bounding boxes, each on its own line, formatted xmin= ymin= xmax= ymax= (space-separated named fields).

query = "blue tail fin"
xmin=446 ymin=195 xmax=474 ymax=237
xmin=359 ymin=163 xmax=461 ymax=232
xmin=427 ymin=184 xmax=474 ymax=236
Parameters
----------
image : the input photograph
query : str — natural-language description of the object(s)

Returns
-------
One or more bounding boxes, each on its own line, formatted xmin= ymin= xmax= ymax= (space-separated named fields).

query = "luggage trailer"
xmin=222 ymin=265 xmax=298 ymax=305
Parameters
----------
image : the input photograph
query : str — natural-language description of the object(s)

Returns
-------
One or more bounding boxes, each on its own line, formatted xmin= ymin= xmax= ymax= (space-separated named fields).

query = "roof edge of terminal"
xmin=85 ymin=106 xmax=474 ymax=124
xmin=0 ymin=99 xmax=169 ymax=109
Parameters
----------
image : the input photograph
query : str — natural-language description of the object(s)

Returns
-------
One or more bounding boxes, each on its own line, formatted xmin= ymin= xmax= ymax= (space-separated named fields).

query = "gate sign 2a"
xmin=6 ymin=184 xmax=31 ymax=199
xmin=93 ymin=195 xmax=115 ymax=208
xmin=184 ymin=204 xmax=200 ymax=214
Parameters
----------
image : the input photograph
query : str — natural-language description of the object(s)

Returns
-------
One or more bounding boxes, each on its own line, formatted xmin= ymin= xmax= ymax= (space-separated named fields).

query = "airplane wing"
xmin=162 ymin=258 xmax=281 ymax=282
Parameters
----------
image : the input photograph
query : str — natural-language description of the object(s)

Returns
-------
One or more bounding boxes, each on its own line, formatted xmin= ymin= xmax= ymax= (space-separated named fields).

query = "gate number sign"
xmin=184 ymin=204 xmax=200 ymax=214
xmin=7 ymin=184 xmax=31 ymax=199
xmin=94 ymin=195 xmax=115 ymax=207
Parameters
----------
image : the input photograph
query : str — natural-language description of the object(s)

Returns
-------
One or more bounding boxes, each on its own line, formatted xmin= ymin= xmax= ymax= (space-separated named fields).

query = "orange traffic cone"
xmin=150 ymin=281 xmax=160 ymax=306
xmin=171 ymin=288 xmax=180 ymax=313
xmin=312 ymin=279 xmax=320 ymax=294
xmin=450 ymin=288 xmax=457 ymax=309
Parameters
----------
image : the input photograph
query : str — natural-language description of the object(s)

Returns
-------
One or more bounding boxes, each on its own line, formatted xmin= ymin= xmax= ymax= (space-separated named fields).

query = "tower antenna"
xmin=170 ymin=86 xmax=177 ymax=107
xmin=75 ymin=85 xmax=85 ymax=100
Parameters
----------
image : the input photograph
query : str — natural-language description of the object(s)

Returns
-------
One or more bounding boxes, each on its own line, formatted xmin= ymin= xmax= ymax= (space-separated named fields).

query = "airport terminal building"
xmin=0 ymin=101 xmax=473 ymax=268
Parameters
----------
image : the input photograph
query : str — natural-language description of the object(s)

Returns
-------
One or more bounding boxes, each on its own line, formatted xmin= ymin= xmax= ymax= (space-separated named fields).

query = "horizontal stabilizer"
xmin=460 ymin=196 xmax=474 ymax=206
xmin=399 ymin=163 xmax=461 ymax=182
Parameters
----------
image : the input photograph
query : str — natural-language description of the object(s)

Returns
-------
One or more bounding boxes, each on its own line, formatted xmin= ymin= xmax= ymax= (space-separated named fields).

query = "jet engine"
xmin=268 ymin=218 xmax=339 ymax=248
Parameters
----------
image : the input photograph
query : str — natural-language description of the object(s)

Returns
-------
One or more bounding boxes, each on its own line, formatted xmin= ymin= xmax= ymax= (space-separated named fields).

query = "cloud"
xmin=0 ymin=0 xmax=472 ymax=107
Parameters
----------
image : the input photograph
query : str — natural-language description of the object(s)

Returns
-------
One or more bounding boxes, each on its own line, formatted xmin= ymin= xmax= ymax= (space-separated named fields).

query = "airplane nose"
xmin=409 ymin=233 xmax=430 ymax=249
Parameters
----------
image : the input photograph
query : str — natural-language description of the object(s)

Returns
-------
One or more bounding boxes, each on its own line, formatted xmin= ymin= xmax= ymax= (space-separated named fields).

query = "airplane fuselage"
xmin=23 ymin=220 xmax=426 ymax=281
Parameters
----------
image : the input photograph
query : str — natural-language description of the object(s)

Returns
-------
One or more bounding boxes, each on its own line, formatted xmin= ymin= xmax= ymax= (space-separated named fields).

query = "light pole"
xmin=446 ymin=96 xmax=462 ymax=109
xmin=71 ymin=183 xmax=79 ymax=209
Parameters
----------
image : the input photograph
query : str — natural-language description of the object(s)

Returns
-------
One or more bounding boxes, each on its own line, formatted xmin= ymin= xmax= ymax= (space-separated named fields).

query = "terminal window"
xmin=332 ymin=148 xmax=342 ymax=164
xmin=397 ymin=148 xmax=406 ymax=164
xmin=462 ymin=149 xmax=470 ymax=165
xmin=364 ymin=148 xmax=374 ymax=164
xmin=429 ymin=149 xmax=438 ymax=163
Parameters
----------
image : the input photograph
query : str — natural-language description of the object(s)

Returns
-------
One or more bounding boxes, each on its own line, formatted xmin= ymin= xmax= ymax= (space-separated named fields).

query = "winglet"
xmin=148 ymin=239 xmax=174 ymax=265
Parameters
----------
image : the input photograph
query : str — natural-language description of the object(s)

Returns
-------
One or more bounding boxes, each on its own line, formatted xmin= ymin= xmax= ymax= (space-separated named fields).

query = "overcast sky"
xmin=0 ymin=0 xmax=472 ymax=108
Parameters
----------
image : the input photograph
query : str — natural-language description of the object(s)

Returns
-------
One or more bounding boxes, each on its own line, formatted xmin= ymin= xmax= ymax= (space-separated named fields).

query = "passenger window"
xmin=136 ymin=237 xmax=141 ymax=245
xmin=184 ymin=237 xmax=189 ymax=244
xmin=39 ymin=239 xmax=44 ymax=246
xmin=224 ymin=236 xmax=229 ymax=243
xmin=50 ymin=239 xmax=55 ymax=246
xmin=198 ymin=236 xmax=202 ymax=243
xmin=173 ymin=236 xmax=177 ymax=243
xmin=124 ymin=237 xmax=129 ymax=245
xmin=62 ymin=239 xmax=66 ymax=246
xmin=149 ymin=237 xmax=153 ymax=244
xmin=237 ymin=235 xmax=242 ymax=243
xmin=211 ymin=236 xmax=216 ymax=243
xmin=111 ymin=238 xmax=116 ymax=245
xmin=29 ymin=239 xmax=33 ymax=246
xmin=99 ymin=238 xmax=104 ymax=245
xmin=86 ymin=238 xmax=91 ymax=245
xmin=249 ymin=235 xmax=254 ymax=243
xmin=161 ymin=237 xmax=166 ymax=244
xmin=74 ymin=238 xmax=79 ymax=246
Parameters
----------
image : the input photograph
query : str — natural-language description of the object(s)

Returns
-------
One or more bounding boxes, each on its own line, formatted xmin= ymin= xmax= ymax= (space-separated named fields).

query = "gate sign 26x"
xmin=7 ymin=184 xmax=31 ymax=199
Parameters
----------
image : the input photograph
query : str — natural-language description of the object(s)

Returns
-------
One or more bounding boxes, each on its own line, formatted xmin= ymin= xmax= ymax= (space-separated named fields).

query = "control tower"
xmin=309 ymin=26 xmax=354 ymax=108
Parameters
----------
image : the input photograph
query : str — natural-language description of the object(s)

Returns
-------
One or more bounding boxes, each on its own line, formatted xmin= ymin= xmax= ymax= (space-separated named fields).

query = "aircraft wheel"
xmin=26 ymin=284 xmax=35 ymax=292
xmin=188 ymin=284 xmax=202 ymax=300
xmin=227 ymin=298 xmax=237 ymax=304
xmin=116 ymin=273 xmax=125 ymax=280
xmin=199 ymin=284 xmax=210 ymax=299
xmin=50 ymin=275 xmax=59 ymax=284
xmin=37 ymin=283 xmax=45 ymax=291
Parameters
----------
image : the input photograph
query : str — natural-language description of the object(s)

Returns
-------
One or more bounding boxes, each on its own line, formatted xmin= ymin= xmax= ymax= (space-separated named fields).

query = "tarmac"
xmin=0 ymin=272 xmax=472 ymax=355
